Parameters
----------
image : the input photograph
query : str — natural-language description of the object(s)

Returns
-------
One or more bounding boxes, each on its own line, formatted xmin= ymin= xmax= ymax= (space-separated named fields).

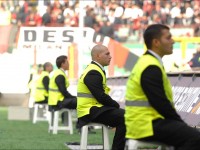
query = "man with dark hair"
xmin=125 ymin=24 xmax=200 ymax=149
xmin=34 ymin=62 xmax=53 ymax=104
xmin=48 ymin=55 xmax=76 ymax=110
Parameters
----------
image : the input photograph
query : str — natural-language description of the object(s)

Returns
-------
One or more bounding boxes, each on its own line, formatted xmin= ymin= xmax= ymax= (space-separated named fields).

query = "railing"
xmin=107 ymin=71 xmax=200 ymax=127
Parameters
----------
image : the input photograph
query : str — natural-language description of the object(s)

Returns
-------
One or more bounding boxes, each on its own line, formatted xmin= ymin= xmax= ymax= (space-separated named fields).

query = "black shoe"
xmin=65 ymin=142 xmax=79 ymax=145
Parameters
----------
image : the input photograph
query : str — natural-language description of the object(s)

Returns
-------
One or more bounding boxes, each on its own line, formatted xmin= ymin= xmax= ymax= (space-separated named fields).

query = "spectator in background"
xmin=93 ymin=0 xmax=105 ymax=17
xmin=193 ymin=1 xmax=200 ymax=23
xmin=162 ymin=2 xmax=172 ymax=25
xmin=56 ymin=8 xmax=64 ymax=24
xmin=188 ymin=46 xmax=200 ymax=69
xmin=42 ymin=6 xmax=51 ymax=26
xmin=151 ymin=3 xmax=163 ymax=24
xmin=182 ymin=2 xmax=194 ymax=26
xmin=51 ymin=9 xmax=64 ymax=24
xmin=34 ymin=62 xmax=53 ymax=104
xmin=99 ymin=19 xmax=114 ymax=39
xmin=113 ymin=3 xmax=124 ymax=25
xmin=25 ymin=11 xmax=38 ymax=26
xmin=50 ymin=0 xmax=64 ymax=25
xmin=169 ymin=2 xmax=182 ymax=26
xmin=63 ymin=6 xmax=78 ymax=27
xmin=63 ymin=6 xmax=74 ymax=26
xmin=107 ymin=8 xmax=115 ymax=24
xmin=84 ymin=8 xmax=96 ymax=28
xmin=10 ymin=6 xmax=18 ymax=24
xmin=17 ymin=0 xmax=29 ymax=25
xmin=122 ymin=3 xmax=133 ymax=25
xmin=0 ymin=3 xmax=11 ymax=25
xmin=194 ymin=14 xmax=200 ymax=37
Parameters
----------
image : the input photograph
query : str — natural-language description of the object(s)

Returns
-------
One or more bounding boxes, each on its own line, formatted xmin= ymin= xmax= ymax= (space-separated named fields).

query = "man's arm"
xmin=55 ymin=75 xmax=75 ymax=98
xmin=141 ymin=65 xmax=183 ymax=122
xmin=42 ymin=76 xmax=49 ymax=91
xmin=84 ymin=70 xmax=119 ymax=108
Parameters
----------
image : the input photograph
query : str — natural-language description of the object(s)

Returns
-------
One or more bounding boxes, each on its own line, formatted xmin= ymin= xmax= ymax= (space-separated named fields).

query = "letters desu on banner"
xmin=17 ymin=27 xmax=110 ymax=49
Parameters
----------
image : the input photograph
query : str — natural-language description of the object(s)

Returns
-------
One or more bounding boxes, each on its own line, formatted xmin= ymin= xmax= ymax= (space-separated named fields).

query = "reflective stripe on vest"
xmin=125 ymin=100 xmax=150 ymax=107
xmin=77 ymin=93 xmax=94 ymax=98
xmin=36 ymin=87 xmax=45 ymax=90
xmin=49 ymin=88 xmax=59 ymax=92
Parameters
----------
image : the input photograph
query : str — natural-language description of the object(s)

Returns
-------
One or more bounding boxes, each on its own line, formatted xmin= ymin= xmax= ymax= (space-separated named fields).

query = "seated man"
xmin=48 ymin=55 xmax=77 ymax=111
xmin=34 ymin=62 xmax=53 ymax=104
xmin=77 ymin=44 xmax=126 ymax=150
xmin=125 ymin=24 xmax=200 ymax=150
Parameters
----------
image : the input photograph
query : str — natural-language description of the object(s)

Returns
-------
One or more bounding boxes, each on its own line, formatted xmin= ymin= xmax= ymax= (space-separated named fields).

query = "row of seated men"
xmin=31 ymin=52 xmax=200 ymax=150
xmin=30 ymin=24 xmax=200 ymax=149
xmin=30 ymin=45 xmax=125 ymax=150
xmin=30 ymin=56 xmax=80 ymax=132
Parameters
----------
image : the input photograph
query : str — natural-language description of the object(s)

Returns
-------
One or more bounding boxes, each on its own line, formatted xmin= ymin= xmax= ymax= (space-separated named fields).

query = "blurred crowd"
xmin=0 ymin=0 xmax=200 ymax=41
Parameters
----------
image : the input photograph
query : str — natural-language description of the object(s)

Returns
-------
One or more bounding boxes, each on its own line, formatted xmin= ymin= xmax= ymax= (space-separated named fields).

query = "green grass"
xmin=0 ymin=107 xmax=115 ymax=150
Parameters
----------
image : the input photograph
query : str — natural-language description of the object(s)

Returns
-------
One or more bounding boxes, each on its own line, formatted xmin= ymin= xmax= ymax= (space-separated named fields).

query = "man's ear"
xmin=60 ymin=62 xmax=64 ymax=67
xmin=96 ymin=53 xmax=101 ymax=59
xmin=152 ymin=38 xmax=160 ymax=48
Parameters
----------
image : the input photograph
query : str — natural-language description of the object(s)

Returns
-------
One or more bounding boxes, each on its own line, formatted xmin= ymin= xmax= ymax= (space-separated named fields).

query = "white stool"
xmin=125 ymin=139 xmax=174 ymax=150
xmin=32 ymin=103 xmax=49 ymax=124
xmin=48 ymin=108 xmax=73 ymax=134
xmin=80 ymin=123 xmax=110 ymax=150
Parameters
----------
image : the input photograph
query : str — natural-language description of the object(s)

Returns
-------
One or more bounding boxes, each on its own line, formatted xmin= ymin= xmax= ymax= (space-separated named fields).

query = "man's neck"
xmin=59 ymin=68 xmax=65 ymax=72
xmin=148 ymin=50 xmax=163 ymax=65
xmin=92 ymin=61 xmax=105 ymax=71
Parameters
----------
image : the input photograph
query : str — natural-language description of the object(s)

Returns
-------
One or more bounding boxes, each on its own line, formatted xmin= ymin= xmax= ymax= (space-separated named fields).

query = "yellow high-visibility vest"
xmin=34 ymin=71 xmax=49 ymax=102
xmin=125 ymin=54 xmax=173 ymax=139
xmin=77 ymin=64 xmax=110 ymax=118
xmin=48 ymin=69 xmax=69 ymax=105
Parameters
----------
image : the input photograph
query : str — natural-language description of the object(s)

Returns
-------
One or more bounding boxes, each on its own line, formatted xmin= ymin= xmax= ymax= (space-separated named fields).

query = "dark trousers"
xmin=92 ymin=108 xmax=126 ymax=150
xmin=140 ymin=119 xmax=200 ymax=150
xmin=58 ymin=97 xmax=77 ymax=110
xmin=49 ymin=97 xmax=77 ymax=111
xmin=49 ymin=97 xmax=78 ymax=129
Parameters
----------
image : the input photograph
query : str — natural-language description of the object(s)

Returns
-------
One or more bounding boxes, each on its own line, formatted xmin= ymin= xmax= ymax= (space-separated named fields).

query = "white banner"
xmin=17 ymin=27 xmax=110 ymax=50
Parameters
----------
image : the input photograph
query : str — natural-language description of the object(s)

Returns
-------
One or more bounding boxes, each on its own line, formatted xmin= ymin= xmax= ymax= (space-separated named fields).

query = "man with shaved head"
xmin=34 ymin=62 xmax=53 ymax=104
xmin=77 ymin=44 xmax=126 ymax=150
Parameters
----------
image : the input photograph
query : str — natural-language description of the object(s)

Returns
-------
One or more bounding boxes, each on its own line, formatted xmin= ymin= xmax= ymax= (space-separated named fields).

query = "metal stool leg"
xmin=80 ymin=126 xmax=89 ymax=149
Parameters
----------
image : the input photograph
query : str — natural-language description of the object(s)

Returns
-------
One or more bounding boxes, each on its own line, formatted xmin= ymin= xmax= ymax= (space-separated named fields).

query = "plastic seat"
xmin=48 ymin=108 xmax=73 ymax=134
xmin=32 ymin=103 xmax=49 ymax=124
xmin=80 ymin=123 xmax=110 ymax=150
xmin=125 ymin=139 xmax=174 ymax=150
